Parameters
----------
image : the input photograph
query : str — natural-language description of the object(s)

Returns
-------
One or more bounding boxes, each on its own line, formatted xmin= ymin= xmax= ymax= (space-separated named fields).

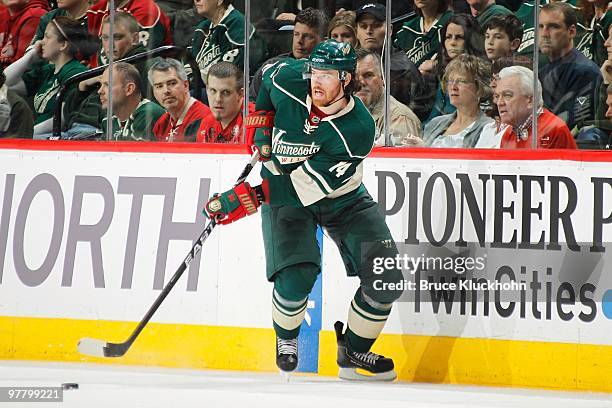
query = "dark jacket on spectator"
xmin=0 ymin=0 xmax=49 ymax=68
xmin=388 ymin=47 xmax=431 ymax=122
xmin=0 ymin=85 xmax=34 ymax=138
xmin=539 ymin=48 xmax=602 ymax=131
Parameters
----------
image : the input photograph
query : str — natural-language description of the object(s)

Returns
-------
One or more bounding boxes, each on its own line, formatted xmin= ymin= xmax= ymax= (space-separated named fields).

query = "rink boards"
xmin=0 ymin=141 xmax=611 ymax=392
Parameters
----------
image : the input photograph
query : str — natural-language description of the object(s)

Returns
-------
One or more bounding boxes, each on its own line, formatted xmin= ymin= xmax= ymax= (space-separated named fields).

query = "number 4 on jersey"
xmin=329 ymin=161 xmax=351 ymax=178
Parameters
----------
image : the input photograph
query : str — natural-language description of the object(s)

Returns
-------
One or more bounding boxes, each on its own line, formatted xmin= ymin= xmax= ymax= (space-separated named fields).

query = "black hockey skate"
xmin=334 ymin=321 xmax=396 ymax=381
xmin=276 ymin=336 xmax=298 ymax=373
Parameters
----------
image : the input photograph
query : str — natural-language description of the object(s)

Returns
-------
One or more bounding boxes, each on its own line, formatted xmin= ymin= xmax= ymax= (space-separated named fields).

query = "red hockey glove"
xmin=204 ymin=182 xmax=262 ymax=225
xmin=245 ymin=110 xmax=275 ymax=161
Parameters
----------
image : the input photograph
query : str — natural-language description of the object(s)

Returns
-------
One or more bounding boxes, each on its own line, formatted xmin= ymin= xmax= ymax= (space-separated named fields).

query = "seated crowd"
xmin=0 ymin=0 xmax=611 ymax=149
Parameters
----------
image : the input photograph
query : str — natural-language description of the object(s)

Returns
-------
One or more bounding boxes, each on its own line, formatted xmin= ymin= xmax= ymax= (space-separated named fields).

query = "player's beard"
xmin=312 ymin=84 xmax=344 ymax=109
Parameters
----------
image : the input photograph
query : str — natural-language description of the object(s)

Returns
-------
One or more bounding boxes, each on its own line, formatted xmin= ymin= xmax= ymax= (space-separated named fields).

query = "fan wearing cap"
xmin=355 ymin=2 xmax=431 ymax=121
xmin=203 ymin=39 xmax=403 ymax=381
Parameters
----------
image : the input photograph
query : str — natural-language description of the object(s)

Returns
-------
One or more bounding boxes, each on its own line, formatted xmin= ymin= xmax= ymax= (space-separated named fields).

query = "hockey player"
xmin=204 ymin=39 xmax=403 ymax=381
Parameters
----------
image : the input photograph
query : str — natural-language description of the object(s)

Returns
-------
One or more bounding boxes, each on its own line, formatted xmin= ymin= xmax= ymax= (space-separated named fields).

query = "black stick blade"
xmin=77 ymin=338 xmax=129 ymax=358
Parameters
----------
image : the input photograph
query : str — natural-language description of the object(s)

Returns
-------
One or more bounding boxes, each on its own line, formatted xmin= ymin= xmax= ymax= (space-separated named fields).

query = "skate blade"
xmin=279 ymin=370 xmax=292 ymax=383
xmin=338 ymin=367 xmax=397 ymax=382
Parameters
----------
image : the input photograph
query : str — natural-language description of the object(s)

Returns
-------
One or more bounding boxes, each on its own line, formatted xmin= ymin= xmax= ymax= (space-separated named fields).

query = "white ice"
xmin=1 ymin=361 xmax=611 ymax=408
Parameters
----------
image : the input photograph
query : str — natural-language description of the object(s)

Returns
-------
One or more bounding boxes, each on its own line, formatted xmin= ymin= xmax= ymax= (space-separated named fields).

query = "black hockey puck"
xmin=61 ymin=383 xmax=79 ymax=390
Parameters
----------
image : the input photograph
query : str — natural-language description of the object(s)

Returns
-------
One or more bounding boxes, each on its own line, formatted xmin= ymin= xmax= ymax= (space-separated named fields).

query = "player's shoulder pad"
xmin=326 ymin=97 xmax=376 ymax=158
xmin=262 ymin=57 xmax=303 ymax=83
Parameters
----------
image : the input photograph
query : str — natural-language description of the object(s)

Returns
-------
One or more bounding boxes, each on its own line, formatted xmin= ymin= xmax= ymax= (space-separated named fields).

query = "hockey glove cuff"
xmin=205 ymin=182 xmax=262 ymax=225
xmin=245 ymin=110 xmax=275 ymax=161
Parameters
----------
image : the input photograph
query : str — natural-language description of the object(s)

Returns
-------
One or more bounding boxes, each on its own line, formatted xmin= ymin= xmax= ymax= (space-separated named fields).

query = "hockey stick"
xmin=77 ymin=151 xmax=260 ymax=358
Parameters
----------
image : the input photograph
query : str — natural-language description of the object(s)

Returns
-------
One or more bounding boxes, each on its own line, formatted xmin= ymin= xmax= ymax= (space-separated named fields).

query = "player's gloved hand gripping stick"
xmin=77 ymin=151 xmax=260 ymax=358
xmin=201 ymin=109 xmax=275 ymax=225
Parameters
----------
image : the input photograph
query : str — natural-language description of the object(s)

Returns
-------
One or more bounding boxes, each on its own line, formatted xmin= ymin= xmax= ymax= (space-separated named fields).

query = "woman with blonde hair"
xmin=423 ymin=54 xmax=494 ymax=147
xmin=328 ymin=10 xmax=357 ymax=47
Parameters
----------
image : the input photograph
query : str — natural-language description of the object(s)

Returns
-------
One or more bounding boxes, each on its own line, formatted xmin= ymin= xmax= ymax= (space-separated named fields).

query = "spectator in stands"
xmin=249 ymin=8 xmax=327 ymax=100
xmin=0 ymin=0 xmax=48 ymax=68
xmin=515 ymin=0 xmax=585 ymax=62
xmin=467 ymin=0 xmax=513 ymax=28
xmin=493 ymin=66 xmax=577 ymax=149
xmin=574 ymin=24 xmax=612 ymax=149
xmin=198 ymin=61 xmax=249 ymax=143
xmin=538 ymin=2 xmax=602 ymax=132
xmin=156 ymin=0 xmax=201 ymax=49
xmin=485 ymin=56 xmax=531 ymax=117
xmin=3 ymin=16 xmax=98 ymax=137
xmin=394 ymin=0 xmax=453 ymax=72
xmin=424 ymin=54 xmax=494 ymax=147
xmin=30 ymin=0 xmax=87 ymax=46
xmin=355 ymin=3 xmax=387 ymax=53
xmin=99 ymin=62 xmax=164 ymax=141
xmin=483 ymin=14 xmax=523 ymax=61
xmin=328 ymin=10 xmax=357 ymax=48
xmin=87 ymin=0 xmax=172 ymax=66
xmin=426 ymin=14 xmax=486 ymax=120
xmin=588 ymin=0 xmax=612 ymax=67
xmin=150 ymin=58 xmax=211 ymax=142
xmin=477 ymin=55 xmax=531 ymax=146
xmin=598 ymin=24 xmax=612 ymax=120
xmin=100 ymin=13 xmax=157 ymax=96
xmin=355 ymin=49 xmax=423 ymax=146
xmin=355 ymin=3 xmax=431 ymax=121
xmin=78 ymin=12 xmax=157 ymax=96
xmin=191 ymin=0 xmax=265 ymax=81
xmin=49 ymin=12 xmax=150 ymax=141
xmin=0 ymin=66 xmax=34 ymax=138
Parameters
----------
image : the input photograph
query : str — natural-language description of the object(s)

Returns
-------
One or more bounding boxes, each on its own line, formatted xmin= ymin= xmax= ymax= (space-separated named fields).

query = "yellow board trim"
xmin=1 ymin=316 xmax=611 ymax=393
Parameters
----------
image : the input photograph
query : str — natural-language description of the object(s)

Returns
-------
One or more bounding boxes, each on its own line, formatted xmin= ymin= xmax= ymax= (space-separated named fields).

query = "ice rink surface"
xmin=1 ymin=361 xmax=611 ymax=408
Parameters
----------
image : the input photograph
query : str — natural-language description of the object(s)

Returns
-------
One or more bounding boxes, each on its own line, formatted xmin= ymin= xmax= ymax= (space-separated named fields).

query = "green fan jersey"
xmin=101 ymin=98 xmax=165 ymax=141
xmin=256 ymin=59 xmax=376 ymax=209
xmin=190 ymin=4 xmax=253 ymax=79
xmin=393 ymin=10 xmax=453 ymax=68
xmin=591 ymin=10 xmax=612 ymax=66
xmin=22 ymin=59 xmax=88 ymax=124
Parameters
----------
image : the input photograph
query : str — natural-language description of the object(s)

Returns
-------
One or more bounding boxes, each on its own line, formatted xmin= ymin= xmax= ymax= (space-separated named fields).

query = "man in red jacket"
xmin=495 ymin=65 xmax=577 ymax=149
xmin=150 ymin=58 xmax=211 ymax=142
xmin=197 ymin=61 xmax=252 ymax=144
xmin=0 ymin=0 xmax=48 ymax=68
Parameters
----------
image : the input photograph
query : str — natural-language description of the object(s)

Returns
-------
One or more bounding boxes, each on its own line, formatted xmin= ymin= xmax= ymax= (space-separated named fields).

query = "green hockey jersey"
xmin=190 ymin=5 xmax=253 ymax=79
xmin=101 ymin=98 xmax=165 ymax=141
xmin=22 ymin=59 xmax=88 ymax=124
xmin=393 ymin=10 xmax=453 ymax=68
xmin=256 ymin=59 xmax=376 ymax=208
